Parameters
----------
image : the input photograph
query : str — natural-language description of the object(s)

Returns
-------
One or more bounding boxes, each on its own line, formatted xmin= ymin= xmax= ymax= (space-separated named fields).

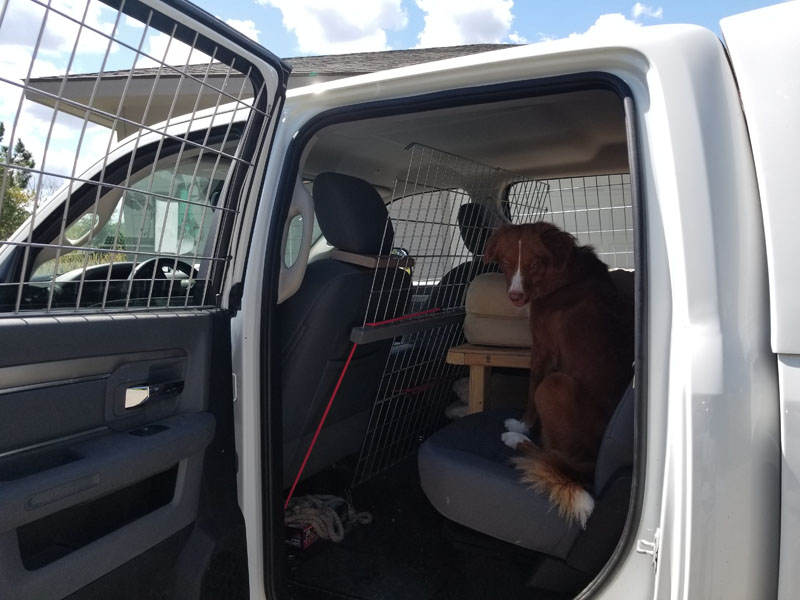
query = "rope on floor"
xmin=285 ymin=494 xmax=373 ymax=543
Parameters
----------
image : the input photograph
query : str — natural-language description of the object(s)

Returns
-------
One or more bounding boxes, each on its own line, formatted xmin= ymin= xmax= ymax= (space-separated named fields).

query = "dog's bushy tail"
xmin=512 ymin=444 xmax=595 ymax=528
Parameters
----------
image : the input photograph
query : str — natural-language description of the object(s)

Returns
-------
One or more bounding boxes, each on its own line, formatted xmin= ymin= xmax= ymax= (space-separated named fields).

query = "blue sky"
xmin=186 ymin=0 xmax=781 ymax=58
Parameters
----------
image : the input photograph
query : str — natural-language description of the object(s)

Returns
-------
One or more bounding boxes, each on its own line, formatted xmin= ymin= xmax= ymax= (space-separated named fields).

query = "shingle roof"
xmin=284 ymin=44 xmax=517 ymax=75
xmin=32 ymin=44 xmax=517 ymax=81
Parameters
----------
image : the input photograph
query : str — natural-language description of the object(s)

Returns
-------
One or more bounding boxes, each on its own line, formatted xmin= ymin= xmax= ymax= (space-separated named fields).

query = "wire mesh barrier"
xmin=351 ymin=144 xmax=550 ymax=485
xmin=532 ymin=173 xmax=633 ymax=268
xmin=349 ymin=148 xmax=634 ymax=485
xmin=0 ymin=0 xmax=273 ymax=314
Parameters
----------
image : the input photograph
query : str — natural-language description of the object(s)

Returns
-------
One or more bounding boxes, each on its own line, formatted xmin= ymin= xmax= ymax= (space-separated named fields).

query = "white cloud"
xmin=224 ymin=18 xmax=261 ymax=43
xmin=0 ymin=0 xmax=120 ymax=109
xmin=256 ymin=0 xmax=407 ymax=54
xmin=632 ymin=2 xmax=663 ymax=20
xmin=135 ymin=31 xmax=213 ymax=68
xmin=545 ymin=4 xmax=662 ymax=45
xmin=0 ymin=0 xmax=121 ymax=59
xmin=0 ymin=0 xmax=180 ymax=180
xmin=508 ymin=31 xmax=527 ymax=44
xmin=0 ymin=0 xmax=123 ymax=185
xmin=569 ymin=13 xmax=644 ymax=41
xmin=124 ymin=15 xmax=145 ymax=29
xmin=415 ymin=0 xmax=515 ymax=48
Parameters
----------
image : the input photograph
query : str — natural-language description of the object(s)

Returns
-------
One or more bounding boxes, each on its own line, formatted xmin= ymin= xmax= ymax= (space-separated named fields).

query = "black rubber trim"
xmin=224 ymin=90 xmax=288 ymax=313
xmin=259 ymin=71 xmax=645 ymax=600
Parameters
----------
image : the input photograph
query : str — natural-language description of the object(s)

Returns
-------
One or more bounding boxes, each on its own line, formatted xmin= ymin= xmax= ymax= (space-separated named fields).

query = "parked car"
xmin=0 ymin=1 xmax=797 ymax=599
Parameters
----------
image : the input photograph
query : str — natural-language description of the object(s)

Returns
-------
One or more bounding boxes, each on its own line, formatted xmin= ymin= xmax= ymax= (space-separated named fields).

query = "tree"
xmin=0 ymin=122 xmax=36 ymax=240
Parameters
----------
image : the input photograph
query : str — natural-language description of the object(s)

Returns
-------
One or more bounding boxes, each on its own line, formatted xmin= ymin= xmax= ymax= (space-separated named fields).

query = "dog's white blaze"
xmin=501 ymin=431 xmax=531 ymax=449
xmin=504 ymin=418 xmax=530 ymax=434
xmin=508 ymin=239 xmax=523 ymax=296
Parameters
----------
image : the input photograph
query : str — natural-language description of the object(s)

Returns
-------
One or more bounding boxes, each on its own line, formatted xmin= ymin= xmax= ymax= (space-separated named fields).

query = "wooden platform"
xmin=446 ymin=343 xmax=530 ymax=414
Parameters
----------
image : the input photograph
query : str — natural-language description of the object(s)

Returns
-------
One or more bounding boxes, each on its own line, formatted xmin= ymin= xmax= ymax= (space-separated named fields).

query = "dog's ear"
xmin=541 ymin=226 xmax=576 ymax=270
xmin=482 ymin=225 xmax=507 ymax=264
xmin=483 ymin=235 xmax=497 ymax=264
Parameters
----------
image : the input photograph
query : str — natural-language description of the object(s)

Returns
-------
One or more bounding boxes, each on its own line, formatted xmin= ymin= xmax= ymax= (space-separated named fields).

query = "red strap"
xmin=283 ymin=307 xmax=443 ymax=508
xmin=285 ymin=342 xmax=359 ymax=509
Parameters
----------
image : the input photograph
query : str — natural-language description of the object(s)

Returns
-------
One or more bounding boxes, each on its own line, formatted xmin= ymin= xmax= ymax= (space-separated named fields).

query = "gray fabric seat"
xmin=280 ymin=173 xmax=411 ymax=486
xmin=418 ymin=382 xmax=634 ymax=557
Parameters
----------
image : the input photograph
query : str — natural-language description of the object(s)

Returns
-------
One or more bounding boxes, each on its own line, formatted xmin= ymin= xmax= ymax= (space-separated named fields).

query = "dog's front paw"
xmin=504 ymin=418 xmax=530 ymax=434
xmin=501 ymin=431 xmax=531 ymax=449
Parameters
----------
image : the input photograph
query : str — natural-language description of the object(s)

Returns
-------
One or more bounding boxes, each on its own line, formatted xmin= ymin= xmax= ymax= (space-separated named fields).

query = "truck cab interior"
xmin=272 ymin=81 xmax=639 ymax=600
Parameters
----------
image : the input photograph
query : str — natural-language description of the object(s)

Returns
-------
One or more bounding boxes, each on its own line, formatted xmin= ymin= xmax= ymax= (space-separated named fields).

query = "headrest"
xmin=313 ymin=172 xmax=393 ymax=255
xmin=457 ymin=203 xmax=504 ymax=255
xmin=464 ymin=272 xmax=531 ymax=347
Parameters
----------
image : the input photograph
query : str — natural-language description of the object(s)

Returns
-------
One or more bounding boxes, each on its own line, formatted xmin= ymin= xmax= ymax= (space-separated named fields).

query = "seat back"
xmin=426 ymin=203 xmax=502 ymax=310
xmin=593 ymin=381 xmax=634 ymax=494
xmin=279 ymin=173 xmax=411 ymax=485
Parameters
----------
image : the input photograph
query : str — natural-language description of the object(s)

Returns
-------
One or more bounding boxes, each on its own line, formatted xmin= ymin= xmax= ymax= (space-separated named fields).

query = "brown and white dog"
xmin=483 ymin=222 xmax=633 ymax=527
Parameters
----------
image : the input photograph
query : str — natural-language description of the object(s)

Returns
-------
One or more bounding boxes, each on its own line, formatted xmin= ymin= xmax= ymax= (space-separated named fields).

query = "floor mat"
xmin=290 ymin=544 xmax=444 ymax=599
xmin=286 ymin=458 xmax=540 ymax=600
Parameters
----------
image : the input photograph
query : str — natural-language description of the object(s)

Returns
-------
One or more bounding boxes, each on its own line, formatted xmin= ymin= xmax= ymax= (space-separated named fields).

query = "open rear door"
xmin=721 ymin=3 xmax=800 ymax=599
xmin=0 ymin=0 xmax=287 ymax=598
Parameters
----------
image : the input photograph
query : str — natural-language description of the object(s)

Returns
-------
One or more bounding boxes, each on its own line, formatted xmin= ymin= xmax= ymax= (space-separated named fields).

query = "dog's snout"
xmin=508 ymin=290 xmax=524 ymax=304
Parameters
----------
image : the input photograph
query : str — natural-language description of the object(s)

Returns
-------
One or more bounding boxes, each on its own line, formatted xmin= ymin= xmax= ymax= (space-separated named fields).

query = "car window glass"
xmin=32 ymin=154 xmax=230 ymax=280
xmin=284 ymin=214 xmax=304 ymax=267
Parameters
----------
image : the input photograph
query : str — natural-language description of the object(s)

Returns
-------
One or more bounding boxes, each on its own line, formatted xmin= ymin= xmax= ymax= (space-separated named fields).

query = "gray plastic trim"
xmin=0 ymin=412 xmax=214 ymax=600
xmin=0 ymin=349 xmax=185 ymax=393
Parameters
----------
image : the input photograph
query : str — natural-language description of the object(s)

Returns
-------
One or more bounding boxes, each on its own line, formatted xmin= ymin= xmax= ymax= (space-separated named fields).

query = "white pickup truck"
xmin=0 ymin=1 xmax=797 ymax=599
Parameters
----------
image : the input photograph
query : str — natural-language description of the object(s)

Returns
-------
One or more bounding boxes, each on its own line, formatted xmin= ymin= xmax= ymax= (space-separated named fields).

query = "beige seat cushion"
xmin=464 ymin=273 xmax=532 ymax=348
xmin=463 ymin=269 xmax=634 ymax=348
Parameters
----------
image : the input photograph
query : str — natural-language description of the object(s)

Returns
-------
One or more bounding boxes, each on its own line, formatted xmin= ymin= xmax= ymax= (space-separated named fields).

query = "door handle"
xmin=125 ymin=380 xmax=184 ymax=409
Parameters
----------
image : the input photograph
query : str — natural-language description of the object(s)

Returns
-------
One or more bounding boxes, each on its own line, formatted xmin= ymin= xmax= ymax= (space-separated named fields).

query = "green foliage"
xmin=35 ymin=251 xmax=129 ymax=277
xmin=0 ymin=187 xmax=32 ymax=240
xmin=12 ymin=139 xmax=34 ymax=189
xmin=0 ymin=122 xmax=36 ymax=240
xmin=65 ymin=213 xmax=97 ymax=241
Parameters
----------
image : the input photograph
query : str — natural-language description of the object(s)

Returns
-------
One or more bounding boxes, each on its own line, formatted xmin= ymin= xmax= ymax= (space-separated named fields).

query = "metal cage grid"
xmin=351 ymin=144 xmax=550 ymax=485
xmin=0 ymin=0 xmax=270 ymax=315
xmin=351 ymin=150 xmax=634 ymax=485
xmin=536 ymin=173 xmax=633 ymax=268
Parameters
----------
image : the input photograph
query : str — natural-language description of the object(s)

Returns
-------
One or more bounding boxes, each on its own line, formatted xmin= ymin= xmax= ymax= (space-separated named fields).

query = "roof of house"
xmin=31 ymin=44 xmax=517 ymax=81
xmin=25 ymin=44 xmax=518 ymax=137
xmin=284 ymin=44 xmax=517 ymax=75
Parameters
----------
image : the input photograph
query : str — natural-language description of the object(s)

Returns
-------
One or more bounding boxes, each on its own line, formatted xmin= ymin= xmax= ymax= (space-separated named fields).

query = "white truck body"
xmin=0 ymin=1 xmax=797 ymax=599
